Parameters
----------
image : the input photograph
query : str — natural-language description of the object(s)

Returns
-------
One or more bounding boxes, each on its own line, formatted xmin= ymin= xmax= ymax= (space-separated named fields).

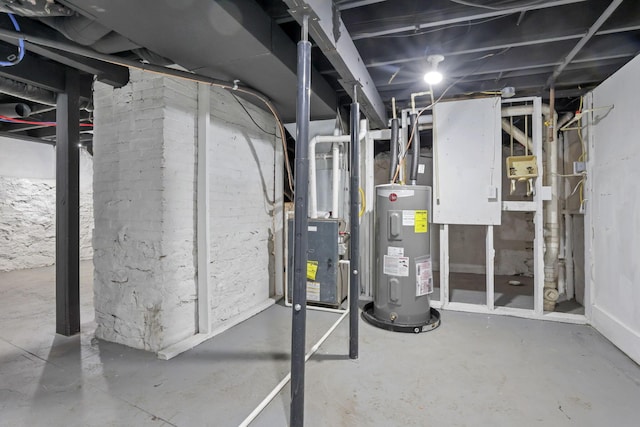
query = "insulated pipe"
xmin=349 ymin=95 xmax=360 ymax=360
xmin=290 ymin=19 xmax=311 ymax=427
xmin=331 ymin=143 xmax=340 ymax=218
xmin=389 ymin=118 xmax=400 ymax=182
xmin=409 ymin=113 xmax=420 ymax=185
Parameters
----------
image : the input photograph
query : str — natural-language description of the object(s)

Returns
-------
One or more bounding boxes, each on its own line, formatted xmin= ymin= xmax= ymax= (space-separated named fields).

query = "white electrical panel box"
xmin=433 ymin=97 xmax=502 ymax=225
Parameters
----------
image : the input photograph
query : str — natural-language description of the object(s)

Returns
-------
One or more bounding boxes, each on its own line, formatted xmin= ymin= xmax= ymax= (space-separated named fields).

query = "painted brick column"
xmin=92 ymin=70 xmax=197 ymax=351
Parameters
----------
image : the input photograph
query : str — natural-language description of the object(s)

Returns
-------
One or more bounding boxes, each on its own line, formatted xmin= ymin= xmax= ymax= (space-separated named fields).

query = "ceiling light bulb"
xmin=424 ymin=54 xmax=445 ymax=85
xmin=424 ymin=70 xmax=443 ymax=85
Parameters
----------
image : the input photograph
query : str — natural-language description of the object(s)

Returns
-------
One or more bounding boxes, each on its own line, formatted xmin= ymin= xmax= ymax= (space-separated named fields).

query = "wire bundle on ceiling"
xmin=0 ymin=13 xmax=24 ymax=67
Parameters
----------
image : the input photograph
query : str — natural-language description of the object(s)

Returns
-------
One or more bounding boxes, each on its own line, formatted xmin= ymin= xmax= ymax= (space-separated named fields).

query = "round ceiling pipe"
xmin=0 ymin=102 xmax=32 ymax=118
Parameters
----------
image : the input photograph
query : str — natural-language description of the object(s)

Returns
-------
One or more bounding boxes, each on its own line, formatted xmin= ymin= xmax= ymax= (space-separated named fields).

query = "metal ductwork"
xmin=0 ymin=102 xmax=31 ymax=118
xmin=61 ymin=0 xmax=337 ymax=121
xmin=39 ymin=15 xmax=111 ymax=46
xmin=0 ymin=0 xmax=73 ymax=17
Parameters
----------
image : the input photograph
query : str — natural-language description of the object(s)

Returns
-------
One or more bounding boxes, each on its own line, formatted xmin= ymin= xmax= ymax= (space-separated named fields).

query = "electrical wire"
xmin=391 ymin=54 xmax=498 ymax=184
xmin=0 ymin=27 xmax=295 ymax=196
xmin=0 ymin=13 xmax=24 ymax=67
xmin=448 ymin=0 xmax=549 ymax=11
xmin=230 ymin=93 xmax=277 ymax=137
xmin=0 ymin=114 xmax=93 ymax=127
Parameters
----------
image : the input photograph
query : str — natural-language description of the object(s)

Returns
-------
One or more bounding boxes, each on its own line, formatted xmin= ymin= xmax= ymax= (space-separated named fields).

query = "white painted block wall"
xmin=208 ymin=90 xmax=276 ymax=324
xmin=0 ymin=138 xmax=93 ymax=271
xmin=588 ymin=54 xmax=640 ymax=364
xmin=93 ymin=70 xmax=277 ymax=352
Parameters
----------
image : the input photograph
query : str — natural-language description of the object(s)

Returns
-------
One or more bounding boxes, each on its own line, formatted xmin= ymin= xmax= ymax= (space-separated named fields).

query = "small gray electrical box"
xmin=573 ymin=161 xmax=586 ymax=175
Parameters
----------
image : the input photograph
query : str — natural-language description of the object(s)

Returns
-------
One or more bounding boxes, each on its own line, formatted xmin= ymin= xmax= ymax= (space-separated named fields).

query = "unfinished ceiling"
xmin=0 ymin=0 xmax=638 ymax=142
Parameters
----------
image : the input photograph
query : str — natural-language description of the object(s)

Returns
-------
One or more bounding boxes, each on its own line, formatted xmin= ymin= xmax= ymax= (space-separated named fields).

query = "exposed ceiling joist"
xmin=349 ymin=0 xmax=588 ymax=40
xmin=547 ymin=0 xmax=625 ymax=86
xmin=0 ymin=50 xmax=65 ymax=92
xmin=362 ymin=24 xmax=640 ymax=69
xmin=284 ymin=0 xmax=387 ymax=128
xmin=335 ymin=0 xmax=388 ymax=10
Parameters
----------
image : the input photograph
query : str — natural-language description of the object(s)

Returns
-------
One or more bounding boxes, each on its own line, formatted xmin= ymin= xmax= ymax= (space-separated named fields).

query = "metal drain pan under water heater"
xmin=362 ymin=184 xmax=440 ymax=333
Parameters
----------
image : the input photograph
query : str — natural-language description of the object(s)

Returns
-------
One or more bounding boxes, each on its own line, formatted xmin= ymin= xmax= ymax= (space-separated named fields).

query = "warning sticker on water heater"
xmin=414 ymin=210 xmax=428 ymax=233
xmin=415 ymin=255 xmax=433 ymax=296
xmin=383 ymin=255 xmax=409 ymax=277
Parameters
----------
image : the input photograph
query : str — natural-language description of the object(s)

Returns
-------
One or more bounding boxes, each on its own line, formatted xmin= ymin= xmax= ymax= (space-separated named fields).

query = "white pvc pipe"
xmin=238 ymin=308 xmax=350 ymax=427
xmin=331 ymin=143 xmax=340 ymax=218
xmin=309 ymin=135 xmax=348 ymax=218
xmin=502 ymin=104 xmax=553 ymax=118
xmin=309 ymin=123 xmax=367 ymax=218
xmin=501 ymin=118 xmax=534 ymax=153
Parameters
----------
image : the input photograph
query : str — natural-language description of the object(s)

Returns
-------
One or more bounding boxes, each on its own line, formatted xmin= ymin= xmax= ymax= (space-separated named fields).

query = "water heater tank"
xmin=362 ymin=184 xmax=440 ymax=333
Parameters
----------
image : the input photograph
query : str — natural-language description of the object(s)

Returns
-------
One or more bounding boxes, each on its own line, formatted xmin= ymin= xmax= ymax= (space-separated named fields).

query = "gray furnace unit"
xmin=287 ymin=218 xmax=347 ymax=307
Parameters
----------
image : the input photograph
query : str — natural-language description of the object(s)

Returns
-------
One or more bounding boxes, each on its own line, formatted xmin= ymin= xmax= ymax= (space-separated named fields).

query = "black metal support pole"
xmin=290 ymin=16 xmax=311 ymax=427
xmin=349 ymin=94 xmax=360 ymax=360
xmin=56 ymin=68 xmax=80 ymax=336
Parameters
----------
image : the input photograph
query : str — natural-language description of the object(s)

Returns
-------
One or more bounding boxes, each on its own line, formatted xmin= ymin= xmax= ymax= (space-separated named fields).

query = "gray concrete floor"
xmin=431 ymin=272 xmax=584 ymax=314
xmin=1 ymin=263 xmax=639 ymax=426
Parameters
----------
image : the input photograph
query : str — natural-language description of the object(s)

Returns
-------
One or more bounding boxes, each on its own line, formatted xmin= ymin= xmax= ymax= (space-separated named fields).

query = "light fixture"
xmin=424 ymin=54 xmax=444 ymax=85
xmin=501 ymin=86 xmax=516 ymax=98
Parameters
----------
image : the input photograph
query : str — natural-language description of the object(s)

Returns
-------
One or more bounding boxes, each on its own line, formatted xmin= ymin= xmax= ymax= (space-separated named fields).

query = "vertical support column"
xmin=440 ymin=224 xmax=450 ymax=307
xmin=532 ymin=97 xmax=545 ymax=315
xmin=349 ymin=96 xmax=360 ymax=360
xmin=486 ymin=225 xmax=495 ymax=310
xmin=583 ymin=92 xmax=594 ymax=321
xmin=197 ymin=83 xmax=211 ymax=334
xmin=56 ymin=69 xmax=80 ymax=336
xmin=290 ymin=16 xmax=311 ymax=427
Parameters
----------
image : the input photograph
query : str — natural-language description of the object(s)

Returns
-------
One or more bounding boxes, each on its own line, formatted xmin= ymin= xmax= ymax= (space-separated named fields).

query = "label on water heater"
xmin=402 ymin=210 xmax=415 ymax=226
xmin=387 ymin=246 xmax=404 ymax=257
xmin=383 ymin=255 xmax=409 ymax=277
xmin=415 ymin=255 xmax=433 ymax=296
xmin=418 ymin=164 xmax=425 ymax=174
